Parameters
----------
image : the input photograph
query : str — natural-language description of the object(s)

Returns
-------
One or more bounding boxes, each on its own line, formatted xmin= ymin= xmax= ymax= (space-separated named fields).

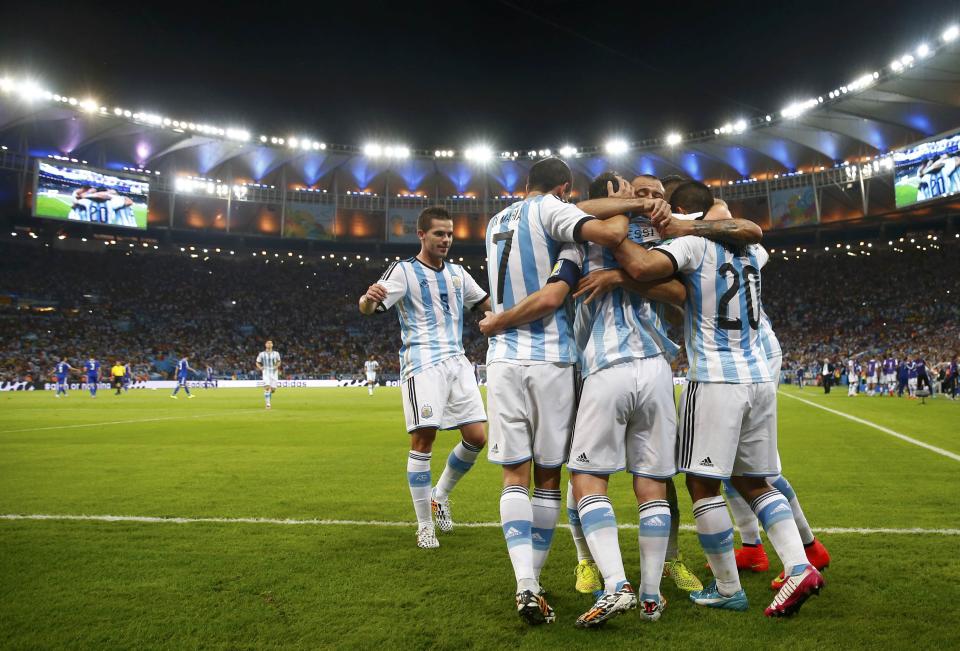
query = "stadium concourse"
xmin=0 ymin=232 xmax=956 ymax=388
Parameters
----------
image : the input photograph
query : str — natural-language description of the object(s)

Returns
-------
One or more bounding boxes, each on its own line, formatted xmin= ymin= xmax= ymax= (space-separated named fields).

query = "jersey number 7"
xmin=492 ymin=230 xmax=515 ymax=305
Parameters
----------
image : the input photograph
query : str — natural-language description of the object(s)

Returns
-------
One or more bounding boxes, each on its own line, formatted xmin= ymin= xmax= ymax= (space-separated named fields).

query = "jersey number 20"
xmin=716 ymin=263 xmax=760 ymax=330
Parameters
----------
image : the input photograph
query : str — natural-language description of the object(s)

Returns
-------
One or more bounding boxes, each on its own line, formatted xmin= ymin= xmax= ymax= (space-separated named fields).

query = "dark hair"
xmin=417 ymin=206 xmax=452 ymax=232
xmin=527 ymin=157 xmax=572 ymax=193
xmin=670 ymin=181 xmax=714 ymax=215
xmin=588 ymin=172 xmax=620 ymax=199
xmin=659 ymin=174 xmax=688 ymax=184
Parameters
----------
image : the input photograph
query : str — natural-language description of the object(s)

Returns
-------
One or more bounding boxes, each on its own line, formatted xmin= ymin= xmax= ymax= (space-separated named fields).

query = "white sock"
xmin=770 ymin=475 xmax=815 ymax=545
xmin=566 ymin=481 xmax=592 ymax=562
xmin=693 ymin=496 xmax=741 ymax=596
xmin=723 ymin=479 xmax=762 ymax=545
xmin=578 ymin=495 xmax=627 ymax=593
xmin=637 ymin=500 xmax=670 ymax=601
xmin=434 ymin=439 xmax=482 ymax=500
xmin=531 ymin=488 xmax=561 ymax=580
xmin=406 ymin=451 xmax=432 ymax=528
xmin=264 ymin=390 xmax=271 ymax=405
xmin=368 ymin=385 xmax=373 ymax=395
xmin=752 ymin=489 xmax=808 ymax=574
xmin=500 ymin=486 xmax=537 ymax=592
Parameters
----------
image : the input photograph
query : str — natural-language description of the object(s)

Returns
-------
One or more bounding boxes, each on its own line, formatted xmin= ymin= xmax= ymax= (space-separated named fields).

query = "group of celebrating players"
xmin=359 ymin=157 xmax=831 ymax=629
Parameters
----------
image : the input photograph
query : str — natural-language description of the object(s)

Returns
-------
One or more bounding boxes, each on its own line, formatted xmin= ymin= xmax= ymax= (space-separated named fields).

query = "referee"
xmin=110 ymin=360 xmax=126 ymax=395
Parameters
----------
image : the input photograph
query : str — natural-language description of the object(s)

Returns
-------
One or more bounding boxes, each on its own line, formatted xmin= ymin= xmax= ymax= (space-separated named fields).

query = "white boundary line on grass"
xmin=0 ymin=411 xmax=261 ymax=434
xmin=1 ymin=513 xmax=957 ymax=536
xmin=778 ymin=391 xmax=960 ymax=463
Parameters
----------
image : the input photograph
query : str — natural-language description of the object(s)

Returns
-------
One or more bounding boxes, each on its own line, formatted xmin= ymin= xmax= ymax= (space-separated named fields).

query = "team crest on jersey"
xmin=419 ymin=279 xmax=429 ymax=288
xmin=451 ymin=276 xmax=462 ymax=289
xmin=420 ymin=404 xmax=433 ymax=419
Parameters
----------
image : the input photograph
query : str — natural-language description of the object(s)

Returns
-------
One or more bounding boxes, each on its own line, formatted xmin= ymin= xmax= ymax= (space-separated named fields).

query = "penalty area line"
xmin=1 ymin=513 xmax=957 ymax=536
xmin=778 ymin=390 xmax=960 ymax=463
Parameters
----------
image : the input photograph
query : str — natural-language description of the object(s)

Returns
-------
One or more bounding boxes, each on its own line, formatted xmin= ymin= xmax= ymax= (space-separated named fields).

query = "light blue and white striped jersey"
xmin=377 ymin=257 xmax=488 ymax=381
xmin=757 ymin=306 xmax=782 ymax=359
xmin=654 ymin=237 xmax=771 ymax=383
xmin=561 ymin=217 xmax=680 ymax=378
xmin=257 ymin=350 xmax=281 ymax=371
xmin=485 ymin=193 xmax=593 ymax=364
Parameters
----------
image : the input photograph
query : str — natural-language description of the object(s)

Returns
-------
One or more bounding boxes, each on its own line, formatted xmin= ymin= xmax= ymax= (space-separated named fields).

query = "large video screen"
xmin=893 ymin=131 xmax=960 ymax=208
xmin=34 ymin=161 xmax=149 ymax=229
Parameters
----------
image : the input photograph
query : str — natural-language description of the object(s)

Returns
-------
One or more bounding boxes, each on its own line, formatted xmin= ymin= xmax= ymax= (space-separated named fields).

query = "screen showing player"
xmin=33 ymin=162 xmax=149 ymax=229
xmin=893 ymin=130 xmax=960 ymax=208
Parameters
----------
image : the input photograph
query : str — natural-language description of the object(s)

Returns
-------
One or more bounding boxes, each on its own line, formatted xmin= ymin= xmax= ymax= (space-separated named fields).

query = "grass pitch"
xmin=1 ymin=385 xmax=958 ymax=649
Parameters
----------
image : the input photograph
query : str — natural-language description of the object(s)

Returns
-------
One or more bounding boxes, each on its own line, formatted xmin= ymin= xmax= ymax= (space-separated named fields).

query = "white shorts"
xmin=262 ymin=371 xmax=278 ymax=387
xmin=401 ymin=355 xmax=486 ymax=433
xmin=567 ymin=356 xmax=677 ymax=478
xmin=677 ymin=381 xmax=780 ymax=479
xmin=908 ymin=377 xmax=918 ymax=389
xmin=486 ymin=361 xmax=577 ymax=468
xmin=882 ymin=373 xmax=895 ymax=384
xmin=366 ymin=372 xmax=377 ymax=383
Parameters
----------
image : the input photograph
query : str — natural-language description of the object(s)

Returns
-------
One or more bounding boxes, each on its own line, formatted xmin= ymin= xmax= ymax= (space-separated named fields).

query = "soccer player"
xmin=83 ymin=357 xmax=101 ymax=397
xmin=170 ymin=356 xmax=196 ymax=399
xmin=882 ymin=355 xmax=897 ymax=396
xmin=359 ymin=207 xmax=490 ymax=551
xmin=614 ymin=180 xmax=824 ymax=618
xmin=865 ymin=358 xmax=878 ymax=396
xmin=721 ymin=306 xmax=831 ymax=588
xmin=906 ymin=359 xmax=918 ymax=398
xmin=846 ymin=358 xmax=858 ymax=397
xmin=110 ymin=361 xmax=126 ymax=396
xmin=123 ymin=362 xmax=133 ymax=392
xmin=364 ymin=355 xmax=380 ymax=396
xmin=203 ymin=365 xmax=215 ymax=389
xmin=256 ymin=341 xmax=281 ymax=409
xmin=480 ymin=158 xmax=672 ymax=625
xmin=52 ymin=359 xmax=74 ymax=397
xmin=796 ymin=364 xmax=805 ymax=389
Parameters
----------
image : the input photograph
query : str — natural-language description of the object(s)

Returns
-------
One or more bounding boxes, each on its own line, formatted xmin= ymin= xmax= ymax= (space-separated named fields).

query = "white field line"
xmin=778 ymin=390 xmax=960 ymax=463
xmin=0 ymin=411 xmax=261 ymax=434
xmin=1 ymin=513 xmax=957 ymax=536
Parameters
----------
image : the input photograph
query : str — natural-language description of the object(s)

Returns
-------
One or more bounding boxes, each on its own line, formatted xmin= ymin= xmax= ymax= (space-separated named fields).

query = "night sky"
xmin=0 ymin=0 xmax=957 ymax=150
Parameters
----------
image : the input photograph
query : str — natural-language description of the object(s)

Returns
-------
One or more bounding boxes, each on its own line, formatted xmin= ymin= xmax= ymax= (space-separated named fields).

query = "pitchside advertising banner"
xmin=282 ymin=202 xmax=335 ymax=239
xmin=769 ymin=186 xmax=818 ymax=229
xmin=893 ymin=129 xmax=960 ymax=208
xmin=33 ymin=161 xmax=149 ymax=229
xmin=387 ymin=207 xmax=422 ymax=242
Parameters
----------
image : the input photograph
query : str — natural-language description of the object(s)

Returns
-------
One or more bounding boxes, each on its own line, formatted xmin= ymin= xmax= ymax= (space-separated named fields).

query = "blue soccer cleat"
xmin=689 ymin=580 xmax=749 ymax=612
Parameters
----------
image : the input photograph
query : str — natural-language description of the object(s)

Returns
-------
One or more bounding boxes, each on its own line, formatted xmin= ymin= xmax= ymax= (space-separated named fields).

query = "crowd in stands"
xmin=0 ymin=236 xmax=956 ymax=388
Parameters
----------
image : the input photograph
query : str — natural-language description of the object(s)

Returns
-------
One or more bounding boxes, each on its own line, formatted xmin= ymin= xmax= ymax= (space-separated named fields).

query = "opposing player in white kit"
xmin=614 ymin=180 xmax=824 ymax=618
xmin=256 ymin=340 xmax=281 ymax=409
xmin=359 ymin=207 xmax=489 ymax=550
xmin=364 ymin=356 xmax=380 ymax=396
xmin=480 ymin=158 xmax=672 ymax=625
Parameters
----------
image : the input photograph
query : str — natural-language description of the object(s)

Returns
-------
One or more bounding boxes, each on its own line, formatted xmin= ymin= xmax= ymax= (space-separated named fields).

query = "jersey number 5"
xmin=492 ymin=230 xmax=515 ymax=305
xmin=716 ymin=263 xmax=760 ymax=330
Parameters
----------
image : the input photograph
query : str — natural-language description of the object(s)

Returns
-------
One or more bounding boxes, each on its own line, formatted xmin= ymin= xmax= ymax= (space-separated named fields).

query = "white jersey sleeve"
xmin=540 ymin=195 xmax=595 ymax=243
xmin=654 ymin=236 xmax=707 ymax=274
xmin=754 ymin=244 xmax=770 ymax=269
xmin=256 ymin=352 xmax=263 ymax=365
xmin=461 ymin=269 xmax=488 ymax=309
xmin=375 ymin=262 xmax=409 ymax=311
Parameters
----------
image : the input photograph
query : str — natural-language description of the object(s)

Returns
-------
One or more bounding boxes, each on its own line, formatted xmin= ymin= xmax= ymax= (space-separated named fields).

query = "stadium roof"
xmin=1 ymin=37 xmax=959 ymax=191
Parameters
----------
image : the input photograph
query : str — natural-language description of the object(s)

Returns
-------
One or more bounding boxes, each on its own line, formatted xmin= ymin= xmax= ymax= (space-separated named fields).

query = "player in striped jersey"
xmin=480 ymin=158 xmax=673 ymax=625
xmin=256 ymin=341 xmax=282 ymax=409
xmin=720 ymin=305 xmax=832 ymax=588
xmin=364 ymin=356 xmax=380 ymax=396
xmin=359 ymin=207 xmax=490 ymax=550
xmin=613 ymin=180 xmax=824 ymax=618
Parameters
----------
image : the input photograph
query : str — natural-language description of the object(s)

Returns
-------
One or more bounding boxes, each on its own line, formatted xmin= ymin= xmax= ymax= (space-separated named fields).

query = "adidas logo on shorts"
xmin=699 ymin=457 xmax=714 ymax=467
xmin=492 ymin=444 xmax=499 ymax=454
xmin=576 ymin=452 xmax=590 ymax=464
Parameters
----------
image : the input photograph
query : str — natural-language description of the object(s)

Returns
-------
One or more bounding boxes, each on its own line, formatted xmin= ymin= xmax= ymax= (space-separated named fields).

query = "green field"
xmin=1 ymin=386 xmax=958 ymax=649
xmin=35 ymin=193 xmax=149 ymax=228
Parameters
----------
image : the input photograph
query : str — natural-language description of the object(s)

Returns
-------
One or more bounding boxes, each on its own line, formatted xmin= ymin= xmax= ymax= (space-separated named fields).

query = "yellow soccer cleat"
xmin=663 ymin=558 xmax=703 ymax=593
xmin=574 ymin=559 xmax=603 ymax=594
